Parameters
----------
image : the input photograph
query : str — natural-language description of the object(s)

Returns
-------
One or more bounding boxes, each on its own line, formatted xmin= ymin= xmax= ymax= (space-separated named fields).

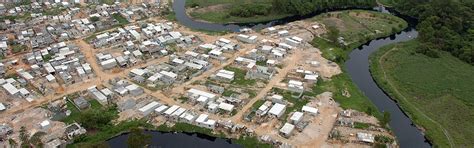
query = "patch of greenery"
xmin=232 ymin=135 xmax=272 ymax=148
xmin=311 ymin=74 xmax=381 ymax=118
xmin=112 ymin=13 xmax=129 ymax=25
xmin=370 ymin=40 xmax=474 ymax=147
xmin=224 ymin=66 xmax=256 ymax=86
xmin=156 ymin=123 xmax=225 ymax=138
xmin=311 ymin=10 xmax=407 ymax=64
xmin=11 ymin=44 xmax=28 ymax=53
xmin=354 ymin=122 xmax=370 ymax=129
xmin=61 ymin=100 xmax=81 ymax=124
xmin=222 ymin=89 xmax=237 ymax=97
xmin=70 ymin=120 xmax=153 ymax=147
xmin=43 ymin=54 xmax=53 ymax=62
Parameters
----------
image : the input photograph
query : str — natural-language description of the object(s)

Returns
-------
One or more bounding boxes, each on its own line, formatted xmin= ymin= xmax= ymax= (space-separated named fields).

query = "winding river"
xmin=171 ymin=0 xmax=431 ymax=147
xmin=109 ymin=1 xmax=430 ymax=147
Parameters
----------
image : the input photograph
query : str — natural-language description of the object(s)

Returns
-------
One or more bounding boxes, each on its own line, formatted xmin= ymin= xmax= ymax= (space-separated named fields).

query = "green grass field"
xmin=370 ymin=40 xmax=474 ymax=147
xmin=312 ymin=10 xmax=407 ymax=63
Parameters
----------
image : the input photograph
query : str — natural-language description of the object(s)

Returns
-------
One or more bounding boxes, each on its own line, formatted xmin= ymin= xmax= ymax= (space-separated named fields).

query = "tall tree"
xmin=127 ymin=128 xmax=152 ymax=148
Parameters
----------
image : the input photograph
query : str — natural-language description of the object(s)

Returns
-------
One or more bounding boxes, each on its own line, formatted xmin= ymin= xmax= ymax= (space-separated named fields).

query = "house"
xmin=290 ymin=112 xmax=304 ymax=124
xmin=218 ymin=102 xmax=234 ymax=113
xmin=179 ymin=111 xmax=197 ymax=124
xmin=302 ymin=106 xmax=318 ymax=115
xmin=171 ymin=107 xmax=187 ymax=121
xmin=139 ymin=101 xmax=160 ymax=116
xmin=246 ymin=65 xmax=275 ymax=80
xmin=357 ymin=132 xmax=375 ymax=143
xmin=279 ymin=123 xmax=295 ymax=138
xmin=207 ymin=102 xmax=218 ymax=113
xmin=278 ymin=30 xmax=289 ymax=36
xmin=256 ymin=103 xmax=270 ymax=116
xmin=268 ymin=103 xmax=286 ymax=118
xmin=87 ymin=86 xmax=108 ymax=105
xmin=126 ymin=84 xmax=144 ymax=96
xmin=73 ymin=97 xmax=90 ymax=110
xmin=288 ymin=80 xmax=304 ymax=93
xmin=154 ymin=105 xmax=169 ymax=114
xmin=270 ymin=94 xmax=284 ymax=104
xmin=195 ymin=114 xmax=216 ymax=129
xmin=187 ymin=88 xmax=217 ymax=101
xmin=65 ymin=123 xmax=87 ymax=140
xmin=117 ymin=98 xmax=136 ymax=112
xmin=2 ymin=83 xmax=19 ymax=97
xmin=101 ymin=58 xmax=117 ymax=70
xmin=159 ymin=71 xmax=177 ymax=84
xmin=163 ymin=105 xmax=180 ymax=116
xmin=236 ymin=34 xmax=257 ymax=44
xmin=213 ymin=69 xmax=234 ymax=82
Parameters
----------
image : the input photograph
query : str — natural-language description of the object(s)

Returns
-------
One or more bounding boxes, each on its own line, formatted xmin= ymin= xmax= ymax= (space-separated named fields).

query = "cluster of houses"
xmin=0 ymin=1 xmax=157 ymax=56
xmin=128 ymin=53 xmax=212 ymax=88
xmin=250 ymin=93 xmax=319 ymax=138
xmin=138 ymin=101 xmax=218 ymax=129
xmin=90 ymin=21 xmax=197 ymax=49
xmin=0 ymin=42 xmax=95 ymax=106
xmin=186 ymin=88 xmax=237 ymax=114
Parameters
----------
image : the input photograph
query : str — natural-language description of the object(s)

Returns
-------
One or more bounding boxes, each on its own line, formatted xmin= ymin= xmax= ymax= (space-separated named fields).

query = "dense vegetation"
xmin=370 ymin=40 xmax=474 ymax=147
xmin=271 ymin=0 xmax=376 ymax=16
xmin=186 ymin=0 xmax=377 ymax=23
xmin=387 ymin=0 xmax=474 ymax=64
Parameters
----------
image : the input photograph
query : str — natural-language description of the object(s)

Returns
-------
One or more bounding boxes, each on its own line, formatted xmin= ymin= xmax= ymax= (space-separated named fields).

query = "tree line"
xmin=228 ymin=0 xmax=377 ymax=18
xmin=392 ymin=0 xmax=474 ymax=64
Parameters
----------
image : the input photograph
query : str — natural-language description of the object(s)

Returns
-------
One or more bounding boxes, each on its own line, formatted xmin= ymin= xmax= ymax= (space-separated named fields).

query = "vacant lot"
xmin=370 ymin=40 xmax=474 ymax=147
xmin=312 ymin=10 xmax=407 ymax=63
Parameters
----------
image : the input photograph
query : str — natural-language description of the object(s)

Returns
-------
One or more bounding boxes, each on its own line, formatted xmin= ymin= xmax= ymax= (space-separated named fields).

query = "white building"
xmin=279 ymin=123 xmax=295 ymax=138
xmin=268 ymin=103 xmax=286 ymax=118
xmin=290 ymin=112 xmax=304 ymax=124
xmin=139 ymin=101 xmax=160 ymax=116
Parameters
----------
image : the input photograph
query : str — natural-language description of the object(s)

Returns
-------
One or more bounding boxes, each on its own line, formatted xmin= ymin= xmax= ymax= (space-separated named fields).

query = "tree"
xmin=380 ymin=111 xmax=391 ymax=128
xmin=127 ymin=127 xmax=152 ymax=148
xmin=77 ymin=107 xmax=118 ymax=130
xmin=30 ymin=131 xmax=47 ymax=147
xmin=327 ymin=26 xmax=340 ymax=44
xmin=19 ymin=126 xmax=30 ymax=148
xmin=8 ymin=138 xmax=18 ymax=148
xmin=90 ymin=16 xmax=100 ymax=22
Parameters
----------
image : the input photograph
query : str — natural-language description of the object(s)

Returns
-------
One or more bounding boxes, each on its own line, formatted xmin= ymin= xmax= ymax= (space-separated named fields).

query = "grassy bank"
xmin=311 ymin=10 xmax=407 ymax=63
xmin=369 ymin=40 xmax=474 ymax=147
xmin=304 ymin=10 xmax=407 ymax=117
xmin=185 ymin=0 xmax=291 ymax=23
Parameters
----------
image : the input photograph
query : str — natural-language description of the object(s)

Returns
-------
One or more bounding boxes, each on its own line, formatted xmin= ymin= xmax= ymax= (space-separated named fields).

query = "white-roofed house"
xmin=139 ymin=101 xmax=160 ymax=116
xmin=279 ymin=123 xmax=295 ymax=138
xmin=268 ymin=103 xmax=286 ymax=118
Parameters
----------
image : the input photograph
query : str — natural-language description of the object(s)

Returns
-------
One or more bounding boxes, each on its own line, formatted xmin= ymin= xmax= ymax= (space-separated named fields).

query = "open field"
xmin=312 ymin=10 xmax=407 ymax=63
xmin=370 ymin=40 xmax=474 ymax=147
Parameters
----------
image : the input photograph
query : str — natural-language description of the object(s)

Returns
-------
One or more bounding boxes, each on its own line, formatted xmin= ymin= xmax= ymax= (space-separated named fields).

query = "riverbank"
xmin=369 ymin=40 xmax=474 ymax=147
xmin=185 ymin=0 xmax=290 ymax=24
xmin=307 ymin=10 xmax=407 ymax=117
xmin=69 ymin=120 xmax=270 ymax=147
xmin=310 ymin=10 xmax=407 ymax=63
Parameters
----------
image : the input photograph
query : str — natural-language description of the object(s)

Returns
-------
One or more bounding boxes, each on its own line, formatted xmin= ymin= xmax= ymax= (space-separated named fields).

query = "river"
xmin=110 ymin=1 xmax=431 ymax=147
xmin=108 ymin=131 xmax=241 ymax=147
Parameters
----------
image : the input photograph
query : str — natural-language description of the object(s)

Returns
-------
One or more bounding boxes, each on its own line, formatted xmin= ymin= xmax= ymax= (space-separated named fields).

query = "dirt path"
xmin=230 ymin=49 xmax=303 ymax=122
xmin=378 ymin=48 xmax=454 ymax=148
